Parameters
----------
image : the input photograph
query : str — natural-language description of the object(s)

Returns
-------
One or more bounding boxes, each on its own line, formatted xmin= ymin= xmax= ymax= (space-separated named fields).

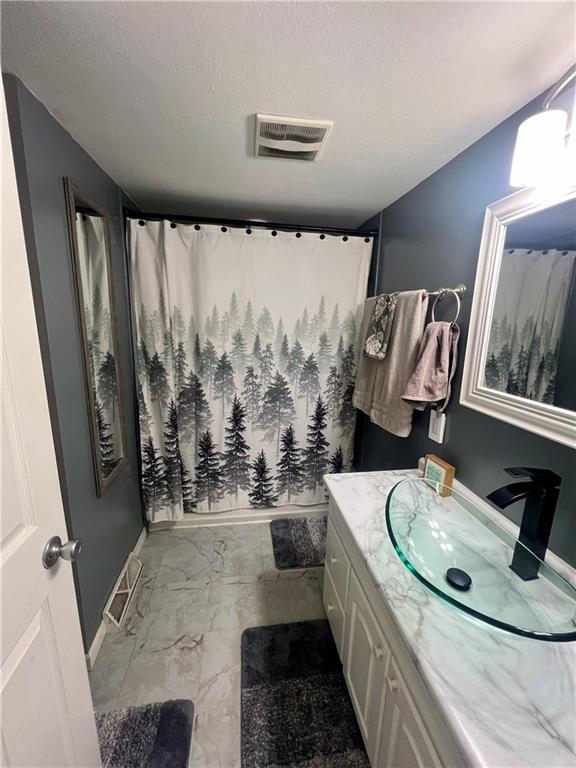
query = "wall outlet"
xmin=428 ymin=409 xmax=446 ymax=443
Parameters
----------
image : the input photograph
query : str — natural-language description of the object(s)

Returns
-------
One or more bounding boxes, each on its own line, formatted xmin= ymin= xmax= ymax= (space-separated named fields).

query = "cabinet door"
xmin=343 ymin=570 xmax=390 ymax=764
xmin=377 ymin=660 xmax=442 ymax=768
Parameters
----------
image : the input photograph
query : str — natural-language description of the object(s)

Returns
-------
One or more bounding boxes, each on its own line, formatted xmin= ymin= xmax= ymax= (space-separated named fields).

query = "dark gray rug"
xmin=95 ymin=699 xmax=193 ymax=768
xmin=241 ymin=620 xmax=369 ymax=768
xmin=270 ymin=516 xmax=327 ymax=569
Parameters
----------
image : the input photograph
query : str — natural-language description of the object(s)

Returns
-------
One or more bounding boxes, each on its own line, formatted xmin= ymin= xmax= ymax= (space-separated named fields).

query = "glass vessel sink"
xmin=385 ymin=478 xmax=576 ymax=641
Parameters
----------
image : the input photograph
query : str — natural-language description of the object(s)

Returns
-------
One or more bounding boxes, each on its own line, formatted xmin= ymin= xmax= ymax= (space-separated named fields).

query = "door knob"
xmin=42 ymin=536 xmax=82 ymax=569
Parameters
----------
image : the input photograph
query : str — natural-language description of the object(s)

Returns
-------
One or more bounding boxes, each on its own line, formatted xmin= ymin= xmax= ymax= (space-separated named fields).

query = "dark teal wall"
xmin=4 ymin=75 xmax=144 ymax=648
xmin=358 ymin=93 xmax=576 ymax=567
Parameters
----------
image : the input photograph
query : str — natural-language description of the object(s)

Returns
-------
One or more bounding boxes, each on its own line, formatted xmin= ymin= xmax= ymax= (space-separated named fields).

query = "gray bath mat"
xmin=241 ymin=620 xmax=369 ymax=768
xmin=269 ymin=516 xmax=327 ymax=569
xmin=95 ymin=699 xmax=194 ymax=768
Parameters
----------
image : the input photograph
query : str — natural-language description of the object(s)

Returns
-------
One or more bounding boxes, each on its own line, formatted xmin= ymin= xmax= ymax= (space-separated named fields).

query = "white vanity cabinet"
xmin=376 ymin=659 xmax=443 ymax=768
xmin=323 ymin=504 xmax=461 ymax=768
xmin=343 ymin=570 xmax=390 ymax=765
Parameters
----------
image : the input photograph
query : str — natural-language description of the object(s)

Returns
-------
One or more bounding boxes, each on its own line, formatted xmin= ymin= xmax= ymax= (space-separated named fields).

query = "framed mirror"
xmin=461 ymin=185 xmax=576 ymax=449
xmin=64 ymin=179 xmax=128 ymax=494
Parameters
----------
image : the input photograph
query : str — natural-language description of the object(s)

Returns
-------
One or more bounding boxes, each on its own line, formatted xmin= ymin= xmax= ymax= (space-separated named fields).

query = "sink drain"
xmin=446 ymin=567 xmax=472 ymax=592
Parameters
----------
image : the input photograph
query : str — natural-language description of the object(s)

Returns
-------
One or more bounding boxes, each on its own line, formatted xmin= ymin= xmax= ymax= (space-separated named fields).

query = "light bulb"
xmin=509 ymin=109 xmax=568 ymax=188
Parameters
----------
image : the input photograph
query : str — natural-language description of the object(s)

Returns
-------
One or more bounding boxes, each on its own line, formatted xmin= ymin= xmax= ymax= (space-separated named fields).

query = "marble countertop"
xmin=324 ymin=469 xmax=576 ymax=768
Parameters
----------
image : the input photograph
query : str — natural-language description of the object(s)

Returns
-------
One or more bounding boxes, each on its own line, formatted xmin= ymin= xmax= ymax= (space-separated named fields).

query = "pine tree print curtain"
xmin=75 ymin=214 xmax=123 ymax=470
xmin=129 ymin=221 xmax=372 ymax=522
xmin=485 ymin=248 xmax=575 ymax=403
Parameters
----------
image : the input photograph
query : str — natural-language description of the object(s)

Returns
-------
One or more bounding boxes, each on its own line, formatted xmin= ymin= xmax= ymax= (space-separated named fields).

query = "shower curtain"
xmin=486 ymin=248 xmax=575 ymax=403
xmin=129 ymin=220 xmax=372 ymax=522
xmin=75 ymin=214 xmax=123 ymax=462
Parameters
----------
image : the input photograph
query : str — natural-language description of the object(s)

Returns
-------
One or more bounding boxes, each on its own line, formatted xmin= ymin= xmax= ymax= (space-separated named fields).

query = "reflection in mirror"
xmin=484 ymin=198 xmax=576 ymax=411
xmin=65 ymin=179 xmax=127 ymax=495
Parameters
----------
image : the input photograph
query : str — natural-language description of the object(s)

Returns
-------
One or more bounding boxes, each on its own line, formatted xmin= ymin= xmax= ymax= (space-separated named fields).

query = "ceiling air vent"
xmin=255 ymin=114 xmax=333 ymax=161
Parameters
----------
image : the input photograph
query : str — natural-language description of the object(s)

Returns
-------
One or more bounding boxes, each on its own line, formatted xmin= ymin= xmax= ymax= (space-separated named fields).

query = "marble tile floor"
xmin=89 ymin=521 xmax=326 ymax=767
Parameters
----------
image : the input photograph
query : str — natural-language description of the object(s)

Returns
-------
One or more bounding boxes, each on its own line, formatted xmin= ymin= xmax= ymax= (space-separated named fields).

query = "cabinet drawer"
xmin=323 ymin=566 xmax=346 ymax=659
xmin=325 ymin=520 xmax=350 ymax=609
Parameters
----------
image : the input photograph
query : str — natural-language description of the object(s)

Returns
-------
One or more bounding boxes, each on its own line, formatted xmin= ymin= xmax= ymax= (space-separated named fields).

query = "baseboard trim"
xmin=133 ymin=525 xmax=147 ymax=556
xmin=149 ymin=503 xmax=328 ymax=531
xmin=85 ymin=619 xmax=107 ymax=671
xmin=85 ymin=526 xmax=147 ymax=670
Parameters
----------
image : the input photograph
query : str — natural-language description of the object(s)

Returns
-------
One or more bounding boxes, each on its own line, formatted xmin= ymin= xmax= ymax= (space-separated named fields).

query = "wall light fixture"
xmin=510 ymin=63 xmax=576 ymax=188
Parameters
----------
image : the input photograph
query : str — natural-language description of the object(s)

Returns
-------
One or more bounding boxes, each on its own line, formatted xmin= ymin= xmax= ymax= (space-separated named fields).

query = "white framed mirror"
xmin=461 ymin=184 xmax=576 ymax=449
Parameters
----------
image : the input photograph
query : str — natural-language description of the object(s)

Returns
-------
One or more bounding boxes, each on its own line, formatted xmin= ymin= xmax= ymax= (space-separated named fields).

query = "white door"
xmin=0 ymin=91 xmax=101 ymax=767
xmin=343 ymin=570 xmax=390 ymax=765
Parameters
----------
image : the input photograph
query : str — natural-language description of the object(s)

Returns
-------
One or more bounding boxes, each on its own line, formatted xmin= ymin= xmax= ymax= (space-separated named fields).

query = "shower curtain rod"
xmin=123 ymin=207 xmax=378 ymax=239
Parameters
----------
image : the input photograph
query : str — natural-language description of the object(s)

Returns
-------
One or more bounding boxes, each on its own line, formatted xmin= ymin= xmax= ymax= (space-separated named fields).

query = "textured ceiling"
xmin=2 ymin=2 xmax=575 ymax=226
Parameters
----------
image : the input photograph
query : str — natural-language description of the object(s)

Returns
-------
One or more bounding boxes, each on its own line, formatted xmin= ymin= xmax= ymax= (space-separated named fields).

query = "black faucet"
xmin=487 ymin=467 xmax=561 ymax=581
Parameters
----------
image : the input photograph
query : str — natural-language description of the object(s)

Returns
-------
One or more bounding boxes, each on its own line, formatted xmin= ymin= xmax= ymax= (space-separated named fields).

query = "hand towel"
xmin=402 ymin=321 xmax=460 ymax=411
xmin=364 ymin=292 xmax=398 ymax=359
xmin=353 ymin=290 xmax=429 ymax=437
xmin=352 ymin=296 xmax=377 ymax=414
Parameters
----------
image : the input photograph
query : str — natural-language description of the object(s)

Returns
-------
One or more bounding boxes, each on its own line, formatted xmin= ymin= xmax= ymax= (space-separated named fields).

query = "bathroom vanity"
xmin=323 ymin=470 xmax=576 ymax=768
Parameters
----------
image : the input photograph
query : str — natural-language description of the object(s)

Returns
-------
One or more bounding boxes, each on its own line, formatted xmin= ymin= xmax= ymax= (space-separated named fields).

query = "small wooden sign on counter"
xmin=424 ymin=454 xmax=455 ymax=496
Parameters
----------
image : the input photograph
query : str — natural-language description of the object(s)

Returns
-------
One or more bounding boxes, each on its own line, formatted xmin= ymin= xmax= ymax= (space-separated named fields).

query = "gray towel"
xmin=364 ymin=293 xmax=398 ymax=359
xmin=353 ymin=290 xmax=429 ymax=437
xmin=402 ymin=321 xmax=460 ymax=410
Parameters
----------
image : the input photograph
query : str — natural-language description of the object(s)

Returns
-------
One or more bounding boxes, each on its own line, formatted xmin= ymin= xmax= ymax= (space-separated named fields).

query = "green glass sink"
xmin=385 ymin=478 xmax=576 ymax=642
